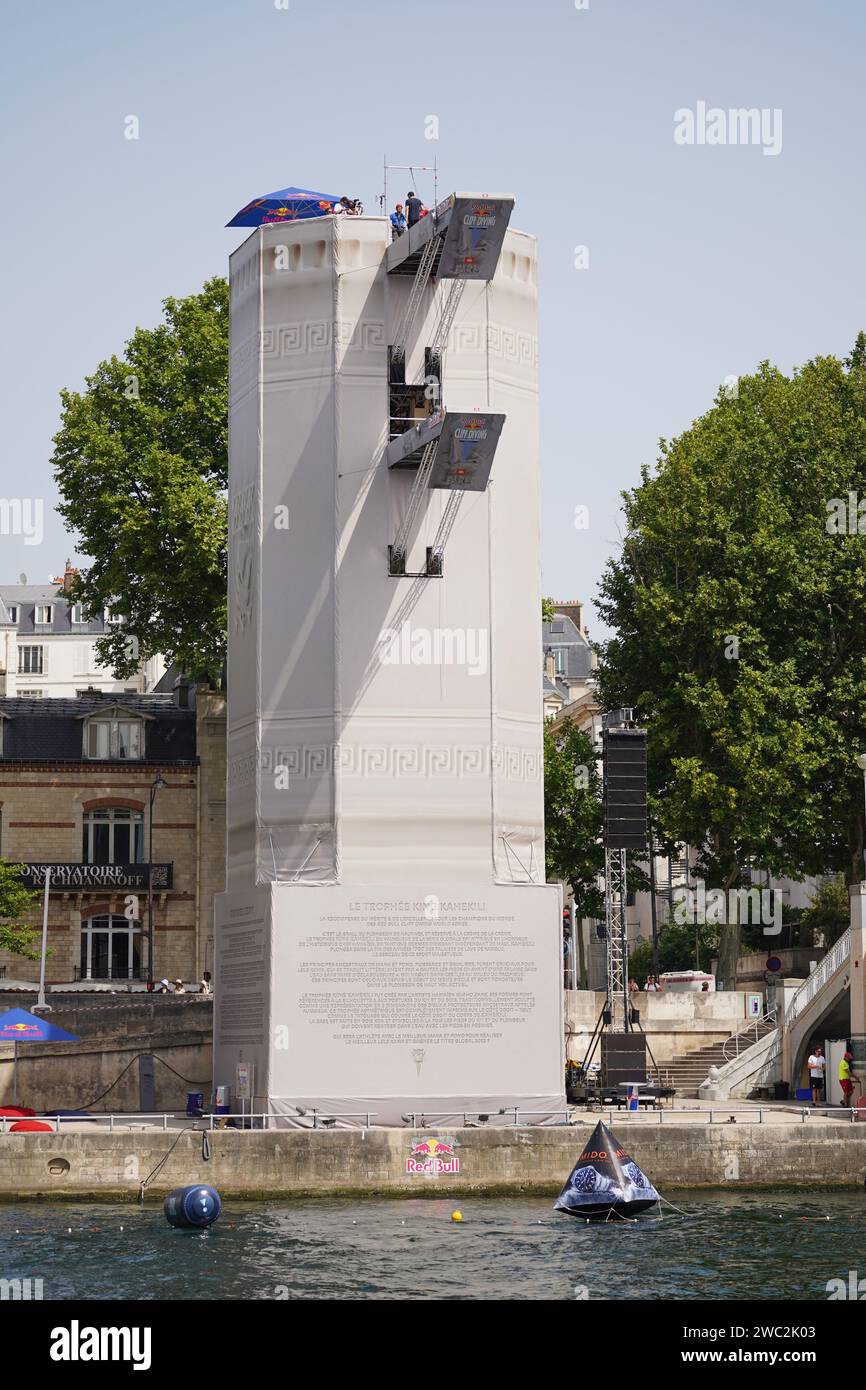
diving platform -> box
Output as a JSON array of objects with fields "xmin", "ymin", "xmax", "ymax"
[
  {"xmin": 383, "ymin": 409, "xmax": 505, "ymax": 492},
  {"xmin": 386, "ymin": 193, "xmax": 515, "ymax": 280}
]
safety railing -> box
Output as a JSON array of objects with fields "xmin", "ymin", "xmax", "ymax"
[
  {"xmin": 0, "ymin": 1111, "xmax": 380, "ymax": 1133},
  {"xmin": 786, "ymin": 928, "xmax": 851, "ymax": 1025},
  {"xmin": 600, "ymin": 1105, "xmax": 863, "ymax": 1125},
  {"xmin": 722, "ymin": 1006, "xmax": 778, "ymax": 1062}
]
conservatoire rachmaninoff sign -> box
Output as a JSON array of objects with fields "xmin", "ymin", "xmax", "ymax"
[{"xmin": 18, "ymin": 863, "xmax": 173, "ymax": 890}]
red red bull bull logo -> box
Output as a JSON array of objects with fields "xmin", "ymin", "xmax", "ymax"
[{"xmin": 406, "ymin": 1136, "xmax": 460, "ymax": 1175}]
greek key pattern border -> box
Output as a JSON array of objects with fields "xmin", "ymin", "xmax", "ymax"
[
  {"xmin": 228, "ymin": 743, "xmax": 541, "ymax": 788},
  {"xmin": 230, "ymin": 320, "xmax": 537, "ymax": 376}
]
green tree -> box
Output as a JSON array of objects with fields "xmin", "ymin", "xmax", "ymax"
[
  {"xmin": 542, "ymin": 596, "xmax": 556, "ymax": 623},
  {"xmin": 628, "ymin": 921, "xmax": 717, "ymax": 985},
  {"xmin": 800, "ymin": 874, "xmax": 850, "ymax": 947},
  {"xmin": 0, "ymin": 863, "xmax": 44, "ymax": 961},
  {"xmin": 544, "ymin": 718, "xmax": 604, "ymax": 988},
  {"xmin": 596, "ymin": 338, "xmax": 866, "ymax": 987},
  {"xmin": 52, "ymin": 278, "xmax": 229, "ymax": 682}
]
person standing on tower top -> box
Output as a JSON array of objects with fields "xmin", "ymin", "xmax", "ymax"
[{"xmin": 406, "ymin": 191, "xmax": 423, "ymax": 228}]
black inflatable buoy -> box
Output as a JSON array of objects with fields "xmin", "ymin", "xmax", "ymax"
[
  {"xmin": 555, "ymin": 1121, "xmax": 660, "ymax": 1220},
  {"xmin": 164, "ymin": 1185, "xmax": 222, "ymax": 1228}
]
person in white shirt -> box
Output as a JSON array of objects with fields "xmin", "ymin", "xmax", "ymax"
[{"xmin": 807, "ymin": 1045, "xmax": 825, "ymax": 1107}]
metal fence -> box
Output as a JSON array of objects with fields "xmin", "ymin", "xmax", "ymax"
[{"xmin": 2, "ymin": 1105, "xmax": 863, "ymax": 1133}]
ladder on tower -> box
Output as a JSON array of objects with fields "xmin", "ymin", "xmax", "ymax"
[
  {"xmin": 429, "ymin": 280, "xmax": 466, "ymax": 360},
  {"xmin": 391, "ymin": 234, "xmax": 439, "ymax": 361},
  {"xmin": 427, "ymin": 490, "xmax": 465, "ymax": 575},
  {"xmin": 388, "ymin": 439, "xmax": 439, "ymax": 574}
]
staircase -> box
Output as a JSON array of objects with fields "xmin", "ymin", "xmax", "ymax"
[{"xmin": 661, "ymin": 1019, "xmax": 778, "ymax": 1098}]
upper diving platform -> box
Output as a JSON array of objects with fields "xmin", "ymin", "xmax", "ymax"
[{"xmin": 386, "ymin": 192, "xmax": 515, "ymax": 280}]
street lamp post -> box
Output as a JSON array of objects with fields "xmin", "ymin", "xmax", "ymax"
[{"xmin": 146, "ymin": 775, "xmax": 167, "ymax": 985}]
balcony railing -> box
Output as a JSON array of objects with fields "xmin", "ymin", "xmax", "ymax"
[
  {"xmin": 73, "ymin": 966, "xmax": 145, "ymax": 983},
  {"xmin": 17, "ymin": 862, "xmax": 173, "ymax": 891}
]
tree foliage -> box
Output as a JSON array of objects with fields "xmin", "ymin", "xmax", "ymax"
[
  {"xmin": 544, "ymin": 719, "xmax": 605, "ymax": 917},
  {"xmin": 628, "ymin": 922, "xmax": 717, "ymax": 985},
  {"xmin": 52, "ymin": 278, "xmax": 229, "ymax": 681},
  {"xmin": 596, "ymin": 336, "xmax": 866, "ymax": 984},
  {"xmin": 0, "ymin": 863, "xmax": 44, "ymax": 961},
  {"xmin": 800, "ymin": 873, "xmax": 850, "ymax": 947},
  {"xmin": 544, "ymin": 718, "xmax": 604, "ymax": 988}
]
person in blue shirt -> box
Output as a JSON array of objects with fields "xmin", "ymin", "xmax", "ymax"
[{"xmin": 390, "ymin": 202, "xmax": 407, "ymax": 239}]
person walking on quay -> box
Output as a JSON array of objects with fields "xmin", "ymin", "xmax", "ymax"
[{"xmin": 807, "ymin": 1044, "xmax": 825, "ymax": 1107}]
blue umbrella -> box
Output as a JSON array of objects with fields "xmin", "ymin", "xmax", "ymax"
[
  {"xmin": 0, "ymin": 1007, "xmax": 78, "ymax": 1106},
  {"xmin": 226, "ymin": 185, "xmax": 341, "ymax": 227}
]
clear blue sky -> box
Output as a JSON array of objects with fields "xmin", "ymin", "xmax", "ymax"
[{"xmin": 1, "ymin": 0, "xmax": 863, "ymax": 637}]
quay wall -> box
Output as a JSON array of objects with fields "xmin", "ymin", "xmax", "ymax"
[{"xmin": 1, "ymin": 1122, "xmax": 864, "ymax": 1200}]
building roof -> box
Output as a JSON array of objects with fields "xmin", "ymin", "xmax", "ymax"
[
  {"xmin": 0, "ymin": 583, "xmax": 109, "ymax": 636},
  {"xmin": 0, "ymin": 693, "xmax": 195, "ymax": 763},
  {"xmin": 542, "ymin": 612, "xmax": 595, "ymax": 681}
]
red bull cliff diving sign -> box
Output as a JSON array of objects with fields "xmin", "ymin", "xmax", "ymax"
[{"xmin": 406, "ymin": 1138, "xmax": 460, "ymax": 1175}]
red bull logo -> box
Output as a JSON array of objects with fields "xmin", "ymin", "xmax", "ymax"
[
  {"xmin": 406, "ymin": 1137, "xmax": 460, "ymax": 1175},
  {"xmin": 463, "ymin": 206, "xmax": 496, "ymax": 227},
  {"xmin": 455, "ymin": 418, "xmax": 487, "ymax": 442},
  {"xmin": 3, "ymin": 1023, "xmax": 40, "ymax": 1035}
]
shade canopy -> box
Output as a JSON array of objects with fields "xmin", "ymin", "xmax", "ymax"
[
  {"xmin": 226, "ymin": 186, "xmax": 341, "ymax": 227},
  {"xmin": 0, "ymin": 1007, "xmax": 79, "ymax": 1044}
]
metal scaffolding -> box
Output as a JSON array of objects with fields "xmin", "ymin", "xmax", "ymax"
[{"xmin": 604, "ymin": 846, "xmax": 629, "ymax": 1033}]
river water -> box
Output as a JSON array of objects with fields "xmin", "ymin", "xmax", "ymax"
[{"xmin": 2, "ymin": 1192, "xmax": 864, "ymax": 1300}]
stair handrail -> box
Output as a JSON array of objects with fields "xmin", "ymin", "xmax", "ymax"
[
  {"xmin": 785, "ymin": 928, "xmax": 851, "ymax": 1026},
  {"xmin": 722, "ymin": 1006, "xmax": 777, "ymax": 1063}
]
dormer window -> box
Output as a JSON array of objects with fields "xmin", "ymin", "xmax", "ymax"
[
  {"xmin": 71, "ymin": 604, "xmax": 86, "ymax": 624},
  {"xmin": 8, "ymin": 606, "xmax": 18, "ymax": 623},
  {"xmin": 84, "ymin": 716, "xmax": 144, "ymax": 760},
  {"xmin": 35, "ymin": 604, "xmax": 53, "ymax": 625}
]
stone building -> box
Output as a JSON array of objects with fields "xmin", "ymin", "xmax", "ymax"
[
  {"xmin": 541, "ymin": 604, "xmax": 596, "ymax": 719},
  {"xmin": 0, "ymin": 683, "xmax": 225, "ymax": 988},
  {"xmin": 0, "ymin": 561, "xmax": 165, "ymax": 697}
]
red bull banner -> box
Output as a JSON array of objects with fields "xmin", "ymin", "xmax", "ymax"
[{"xmin": 406, "ymin": 1137, "xmax": 460, "ymax": 1175}]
